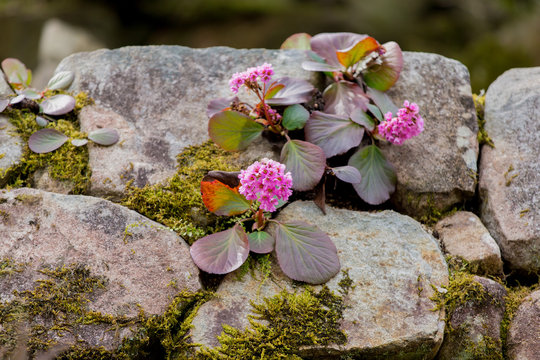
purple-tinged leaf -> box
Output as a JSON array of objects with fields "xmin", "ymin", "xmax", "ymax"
[
  {"xmin": 323, "ymin": 81, "xmax": 369, "ymax": 117},
  {"xmin": 264, "ymin": 83, "xmax": 285, "ymax": 100},
  {"xmin": 301, "ymin": 61, "xmax": 341, "ymax": 73},
  {"xmin": 200, "ymin": 178, "xmax": 250, "ymax": 216},
  {"xmin": 314, "ymin": 178, "xmax": 326, "ymax": 215},
  {"xmin": 21, "ymin": 88, "xmax": 41, "ymax": 100},
  {"xmin": 348, "ymin": 145, "xmax": 396, "ymax": 205},
  {"xmin": 305, "ymin": 111, "xmax": 364, "ymax": 158},
  {"xmin": 190, "ymin": 224, "xmax": 249, "ymax": 274},
  {"xmin": 88, "ymin": 128, "xmax": 119, "ymax": 146},
  {"xmin": 41, "ymin": 94, "xmax": 76, "ymax": 115},
  {"xmin": 280, "ymin": 139, "xmax": 326, "ymax": 191},
  {"xmin": 281, "ymin": 33, "xmax": 312, "ymax": 50},
  {"xmin": 310, "ymin": 32, "xmax": 370, "ymax": 68},
  {"xmin": 28, "ymin": 128, "xmax": 68, "ymax": 153},
  {"xmin": 363, "ymin": 41, "xmax": 403, "ymax": 91},
  {"xmin": 206, "ymin": 96, "xmax": 238, "ymax": 118},
  {"xmin": 336, "ymin": 36, "xmax": 380, "ymax": 68},
  {"xmin": 273, "ymin": 220, "xmax": 340, "ymax": 284},
  {"xmin": 35, "ymin": 116, "xmax": 49, "ymax": 127},
  {"xmin": 366, "ymin": 87, "xmax": 399, "ymax": 116},
  {"xmin": 208, "ymin": 110, "xmax": 264, "ymax": 151},
  {"xmin": 1, "ymin": 58, "xmax": 29, "ymax": 88},
  {"xmin": 332, "ymin": 166, "xmax": 362, "ymax": 184},
  {"xmin": 0, "ymin": 98, "xmax": 9, "ymax": 112},
  {"xmin": 248, "ymin": 231, "xmax": 275, "ymax": 254},
  {"xmin": 204, "ymin": 170, "xmax": 241, "ymax": 188},
  {"xmin": 367, "ymin": 103, "xmax": 384, "ymax": 123},
  {"xmin": 47, "ymin": 71, "xmax": 74, "ymax": 90},
  {"xmin": 71, "ymin": 138, "xmax": 88, "ymax": 147},
  {"xmin": 350, "ymin": 108, "xmax": 375, "ymax": 131},
  {"xmin": 265, "ymin": 77, "xmax": 314, "ymax": 106},
  {"xmin": 282, "ymin": 104, "xmax": 309, "ymax": 131},
  {"xmin": 10, "ymin": 94, "xmax": 25, "ymax": 105}
]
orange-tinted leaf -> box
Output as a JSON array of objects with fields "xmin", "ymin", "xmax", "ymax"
[
  {"xmin": 363, "ymin": 41, "xmax": 403, "ymax": 91},
  {"xmin": 264, "ymin": 83, "xmax": 285, "ymax": 100},
  {"xmin": 336, "ymin": 36, "xmax": 380, "ymax": 68},
  {"xmin": 201, "ymin": 179, "xmax": 250, "ymax": 216},
  {"xmin": 280, "ymin": 33, "xmax": 312, "ymax": 50}
]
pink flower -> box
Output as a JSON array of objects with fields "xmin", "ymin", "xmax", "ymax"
[
  {"xmin": 377, "ymin": 101, "xmax": 424, "ymax": 145},
  {"xmin": 228, "ymin": 63, "xmax": 274, "ymax": 94},
  {"xmin": 238, "ymin": 158, "xmax": 293, "ymax": 212}
]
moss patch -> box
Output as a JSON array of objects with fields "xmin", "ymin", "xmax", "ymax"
[
  {"xmin": 1, "ymin": 91, "xmax": 93, "ymax": 194},
  {"xmin": 473, "ymin": 92, "xmax": 494, "ymax": 148}
]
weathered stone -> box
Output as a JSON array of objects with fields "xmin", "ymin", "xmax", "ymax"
[
  {"xmin": 55, "ymin": 46, "xmax": 317, "ymax": 199},
  {"xmin": 191, "ymin": 201, "xmax": 448, "ymax": 358},
  {"xmin": 436, "ymin": 276, "xmax": 506, "ymax": 360},
  {"xmin": 0, "ymin": 188, "xmax": 201, "ymax": 353},
  {"xmin": 507, "ymin": 289, "xmax": 540, "ymax": 360},
  {"xmin": 384, "ymin": 52, "xmax": 478, "ymax": 217},
  {"xmin": 32, "ymin": 167, "xmax": 75, "ymax": 194},
  {"xmin": 479, "ymin": 67, "xmax": 540, "ymax": 273},
  {"xmin": 434, "ymin": 211, "xmax": 503, "ymax": 276},
  {"xmin": 0, "ymin": 116, "xmax": 23, "ymax": 187}
]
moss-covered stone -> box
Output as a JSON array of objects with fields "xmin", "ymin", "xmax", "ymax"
[{"xmin": 473, "ymin": 92, "xmax": 494, "ymax": 148}]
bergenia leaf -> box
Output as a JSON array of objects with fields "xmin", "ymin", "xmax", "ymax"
[
  {"xmin": 282, "ymin": 104, "xmax": 309, "ymax": 131},
  {"xmin": 366, "ymin": 87, "xmax": 399, "ymax": 116},
  {"xmin": 350, "ymin": 108, "xmax": 375, "ymax": 131},
  {"xmin": 367, "ymin": 103, "xmax": 384, "ymax": 123},
  {"xmin": 35, "ymin": 116, "xmax": 49, "ymax": 127},
  {"xmin": 265, "ymin": 77, "xmax": 314, "ymax": 106},
  {"xmin": 301, "ymin": 61, "xmax": 341, "ymax": 73},
  {"xmin": 0, "ymin": 98, "xmax": 9, "ymax": 112},
  {"xmin": 41, "ymin": 94, "xmax": 76, "ymax": 115},
  {"xmin": 348, "ymin": 145, "xmax": 396, "ymax": 205},
  {"xmin": 1, "ymin": 58, "xmax": 29, "ymax": 87},
  {"xmin": 190, "ymin": 224, "xmax": 249, "ymax": 274},
  {"xmin": 336, "ymin": 36, "xmax": 380, "ymax": 68},
  {"xmin": 280, "ymin": 139, "xmax": 326, "ymax": 191},
  {"xmin": 71, "ymin": 138, "xmax": 88, "ymax": 147},
  {"xmin": 47, "ymin": 71, "xmax": 75, "ymax": 90},
  {"xmin": 280, "ymin": 33, "xmax": 312, "ymax": 50},
  {"xmin": 264, "ymin": 84, "xmax": 285, "ymax": 100},
  {"xmin": 310, "ymin": 32, "xmax": 370, "ymax": 68},
  {"xmin": 21, "ymin": 88, "xmax": 41, "ymax": 100},
  {"xmin": 208, "ymin": 110, "xmax": 264, "ymax": 151},
  {"xmin": 305, "ymin": 111, "xmax": 364, "ymax": 158},
  {"xmin": 88, "ymin": 128, "xmax": 120, "ymax": 146},
  {"xmin": 200, "ymin": 178, "xmax": 250, "ymax": 216},
  {"xmin": 10, "ymin": 94, "xmax": 25, "ymax": 105},
  {"xmin": 363, "ymin": 41, "xmax": 403, "ymax": 91},
  {"xmin": 323, "ymin": 81, "xmax": 369, "ymax": 117},
  {"xmin": 273, "ymin": 221, "xmax": 340, "ymax": 284},
  {"xmin": 206, "ymin": 96, "xmax": 238, "ymax": 118},
  {"xmin": 204, "ymin": 170, "xmax": 241, "ymax": 188},
  {"xmin": 248, "ymin": 231, "xmax": 275, "ymax": 254},
  {"xmin": 332, "ymin": 166, "xmax": 362, "ymax": 184},
  {"xmin": 28, "ymin": 128, "xmax": 68, "ymax": 153}
]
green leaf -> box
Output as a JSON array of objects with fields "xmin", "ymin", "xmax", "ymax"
[
  {"xmin": 363, "ymin": 41, "xmax": 403, "ymax": 91},
  {"xmin": 367, "ymin": 104, "xmax": 384, "ymax": 123},
  {"xmin": 248, "ymin": 231, "xmax": 275, "ymax": 254},
  {"xmin": 366, "ymin": 87, "xmax": 398, "ymax": 116},
  {"xmin": 280, "ymin": 139, "xmax": 326, "ymax": 191},
  {"xmin": 1, "ymin": 58, "xmax": 29, "ymax": 89},
  {"xmin": 264, "ymin": 83, "xmax": 285, "ymax": 100},
  {"xmin": 348, "ymin": 145, "xmax": 396, "ymax": 205},
  {"xmin": 190, "ymin": 224, "xmax": 249, "ymax": 274},
  {"xmin": 21, "ymin": 88, "xmax": 41, "ymax": 100},
  {"xmin": 282, "ymin": 104, "xmax": 309, "ymax": 131},
  {"xmin": 47, "ymin": 71, "xmax": 75, "ymax": 90},
  {"xmin": 350, "ymin": 108, "xmax": 375, "ymax": 131},
  {"xmin": 280, "ymin": 33, "xmax": 312, "ymax": 50},
  {"xmin": 88, "ymin": 128, "xmax": 119, "ymax": 146},
  {"xmin": 71, "ymin": 138, "xmax": 88, "ymax": 147},
  {"xmin": 28, "ymin": 128, "xmax": 68, "ymax": 153},
  {"xmin": 273, "ymin": 221, "xmax": 340, "ymax": 284},
  {"xmin": 336, "ymin": 36, "xmax": 380, "ymax": 68},
  {"xmin": 200, "ymin": 178, "xmax": 250, "ymax": 216},
  {"xmin": 208, "ymin": 110, "xmax": 264, "ymax": 151}
]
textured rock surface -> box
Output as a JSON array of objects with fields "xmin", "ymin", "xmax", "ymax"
[
  {"xmin": 384, "ymin": 52, "xmax": 478, "ymax": 217},
  {"xmin": 435, "ymin": 211, "xmax": 503, "ymax": 276},
  {"xmin": 507, "ymin": 289, "xmax": 540, "ymax": 360},
  {"xmin": 437, "ymin": 276, "xmax": 506, "ymax": 360},
  {"xmin": 0, "ymin": 78, "xmax": 22, "ymax": 187},
  {"xmin": 479, "ymin": 67, "xmax": 540, "ymax": 273},
  {"xmin": 191, "ymin": 201, "xmax": 448, "ymax": 358},
  {"xmin": 0, "ymin": 188, "xmax": 201, "ymax": 352},
  {"xmin": 56, "ymin": 46, "xmax": 316, "ymax": 198}
]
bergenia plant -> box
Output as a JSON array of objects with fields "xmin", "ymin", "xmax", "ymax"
[
  {"xmin": 190, "ymin": 158, "xmax": 340, "ymax": 284},
  {"xmin": 0, "ymin": 58, "xmax": 119, "ymax": 153}
]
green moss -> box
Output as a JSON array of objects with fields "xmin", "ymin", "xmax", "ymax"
[
  {"xmin": 122, "ymin": 141, "xmax": 251, "ymax": 244},
  {"xmin": 1, "ymin": 92, "xmax": 93, "ymax": 194},
  {"xmin": 0, "ymin": 257, "xmax": 24, "ymax": 277},
  {"xmin": 473, "ymin": 93, "xmax": 494, "ymax": 148}
]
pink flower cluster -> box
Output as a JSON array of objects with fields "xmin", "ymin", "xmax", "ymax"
[
  {"xmin": 377, "ymin": 100, "xmax": 424, "ymax": 145},
  {"xmin": 238, "ymin": 158, "xmax": 293, "ymax": 212},
  {"xmin": 229, "ymin": 63, "xmax": 274, "ymax": 94}
]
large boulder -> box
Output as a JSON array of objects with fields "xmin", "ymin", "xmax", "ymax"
[
  {"xmin": 479, "ymin": 67, "xmax": 540, "ymax": 273},
  {"xmin": 190, "ymin": 201, "xmax": 448, "ymax": 359},
  {"xmin": 55, "ymin": 46, "xmax": 317, "ymax": 199},
  {"xmin": 384, "ymin": 52, "xmax": 478, "ymax": 217},
  {"xmin": 507, "ymin": 289, "xmax": 540, "ymax": 360},
  {"xmin": 0, "ymin": 76, "xmax": 22, "ymax": 187},
  {"xmin": 0, "ymin": 188, "xmax": 202, "ymax": 354}
]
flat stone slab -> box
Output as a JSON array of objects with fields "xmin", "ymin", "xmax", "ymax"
[
  {"xmin": 479, "ymin": 67, "xmax": 540, "ymax": 273},
  {"xmin": 190, "ymin": 201, "xmax": 448, "ymax": 358},
  {"xmin": 56, "ymin": 46, "xmax": 317, "ymax": 199},
  {"xmin": 508, "ymin": 289, "xmax": 540, "ymax": 360},
  {"xmin": 384, "ymin": 52, "xmax": 478, "ymax": 217},
  {"xmin": 0, "ymin": 188, "xmax": 201, "ymax": 353}
]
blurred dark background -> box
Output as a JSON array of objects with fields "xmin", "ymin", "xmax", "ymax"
[{"xmin": 1, "ymin": 0, "xmax": 539, "ymax": 91}]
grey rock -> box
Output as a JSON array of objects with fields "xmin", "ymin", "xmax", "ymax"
[
  {"xmin": 56, "ymin": 46, "xmax": 316, "ymax": 199},
  {"xmin": 507, "ymin": 289, "xmax": 540, "ymax": 360},
  {"xmin": 436, "ymin": 276, "xmax": 506, "ymax": 360},
  {"xmin": 479, "ymin": 67, "xmax": 540, "ymax": 273},
  {"xmin": 0, "ymin": 188, "xmax": 201, "ymax": 353},
  {"xmin": 0, "ymin": 72, "xmax": 13, "ymax": 95},
  {"xmin": 33, "ymin": 167, "xmax": 75, "ymax": 194},
  {"xmin": 190, "ymin": 201, "xmax": 448, "ymax": 359},
  {"xmin": 384, "ymin": 52, "xmax": 478, "ymax": 217},
  {"xmin": 434, "ymin": 211, "xmax": 503, "ymax": 276}
]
